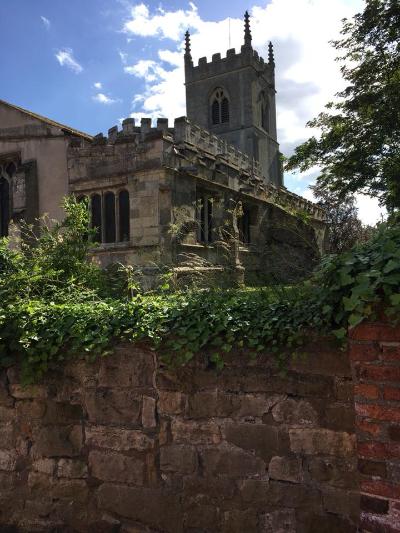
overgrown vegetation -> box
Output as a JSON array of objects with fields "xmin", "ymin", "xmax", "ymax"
[{"xmin": 0, "ymin": 198, "xmax": 399, "ymax": 383}]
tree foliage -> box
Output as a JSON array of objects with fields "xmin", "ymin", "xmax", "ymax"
[
  {"xmin": 286, "ymin": 0, "xmax": 400, "ymax": 214},
  {"xmin": 311, "ymin": 184, "xmax": 375, "ymax": 253}
]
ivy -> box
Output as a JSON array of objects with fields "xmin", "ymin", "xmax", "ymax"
[{"xmin": 0, "ymin": 198, "xmax": 398, "ymax": 383}]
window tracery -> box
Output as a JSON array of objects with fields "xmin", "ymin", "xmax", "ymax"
[
  {"xmin": 89, "ymin": 189, "xmax": 130, "ymax": 245},
  {"xmin": 210, "ymin": 88, "xmax": 230, "ymax": 126},
  {"xmin": 0, "ymin": 161, "xmax": 17, "ymax": 237}
]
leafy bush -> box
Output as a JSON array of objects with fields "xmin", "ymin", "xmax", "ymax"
[{"xmin": 0, "ymin": 196, "xmax": 398, "ymax": 383}]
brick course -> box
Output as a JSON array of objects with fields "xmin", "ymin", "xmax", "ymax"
[{"xmin": 350, "ymin": 318, "xmax": 400, "ymax": 532}]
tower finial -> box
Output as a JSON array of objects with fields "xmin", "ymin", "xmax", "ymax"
[
  {"xmin": 268, "ymin": 41, "xmax": 275, "ymax": 65},
  {"xmin": 244, "ymin": 11, "xmax": 252, "ymax": 48},
  {"xmin": 184, "ymin": 30, "xmax": 192, "ymax": 60}
]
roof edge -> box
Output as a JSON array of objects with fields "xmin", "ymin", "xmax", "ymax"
[{"xmin": 0, "ymin": 99, "xmax": 93, "ymax": 141}]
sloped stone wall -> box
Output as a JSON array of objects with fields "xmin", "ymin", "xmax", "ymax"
[{"xmin": 0, "ymin": 341, "xmax": 358, "ymax": 532}]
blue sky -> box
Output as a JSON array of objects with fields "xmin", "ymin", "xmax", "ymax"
[{"xmin": 0, "ymin": 0, "xmax": 384, "ymax": 223}]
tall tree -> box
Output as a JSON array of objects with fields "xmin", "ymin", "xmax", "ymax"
[
  {"xmin": 311, "ymin": 184, "xmax": 375, "ymax": 254},
  {"xmin": 286, "ymin": 0, "xmax": 400, "ymax": 215}
]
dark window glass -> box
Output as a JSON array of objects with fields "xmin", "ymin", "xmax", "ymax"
[
  {"xmin": 221, "ymin": 98, "xmax": 229, "ymax": 123},
  {"xmin": 104, "ymin": 192, "xmax": 116, "ymax": 243},
  {"xmin": 207, "ymin": 198, "xmax": 213, "ymax": 243},
  {"xmin": 91, "ymin": 194, "xmax": 102, "ymax": 243},
  {"xmin": 197, "ymin": 194, "xmax": 213, "ymax": 244},
  {"xmin": 0, "ymin": 177, "xmax": 10, "ymax": 237},
  {"xmin": 211, "ymin": 99, "xmax": 220, "ymax": 125},
  {"xmin": 5, "ymin": 162, "xmax": 16, "ymax": 178},
  {"xmin": 119, "ymin": 190, "xmax": 130, "ymax": 242},
  {"xmin": 239, "ymin": 206, "xmax": 251, "ymax": 244}
]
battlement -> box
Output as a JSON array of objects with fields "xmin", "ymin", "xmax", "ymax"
[{"xmin": 186, "ymin": 46, "xmax": 271, "ymax": 83}]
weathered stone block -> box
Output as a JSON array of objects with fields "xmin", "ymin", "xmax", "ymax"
[
  {"xmin": 184, "ymin": 503, "xmax": 220, "ymax": 529},
  {"xmin": 269, "ymin": 455, "xmax": 302, "ymax": 483},
  {"xmin": 160, "ymin": 445, "xmax": 197, "ymax": 474},
  {"xmin": 84, "ymin": 389, "xmax": 141, "ymax": 426},
  {"xmin": 201, "ymin": 445, "xmax": 266, "ymax": 478},
  {"xmin": 172, "ymin": 419, "xmax": 221, "ymax": 445},
  {"xmin": 97, "ymin": 484, "xmax": 182, "ymax": 533},
  {"xmin": 307, "ymin": 457, "xmax": 358, "ymax": 489},
  {"xmin": 85, "ymin": 425, "xmax": 154, "ymax": 452},
  {"xmin": 238, "ymin": 393, "xmax": 285, "ymax": 417},
  {"xmin": 272, "ymin": 398, "xmax": 318, "ymax": 426},
  {"xmin": 224, "ymin": 423, "xmax": 289, "ymax": 461},
  {"xmin": 0, "ymin": 423, "xmax": 15, "ymax": 449},
  {"xmin": 0, "ymin": 449, "xmax": 17, "ymax": 471},
  {"xmin": 16, "ymin": 400, "xmax": 46, "ymax": 419},
  {"xmin": 238, "ymin": 479, "xmax": 269, "ymax": 507},
  {"xmin": 322, "ymin": 488, "xmax": 360, "ymax": 520},
  {"xmin": 222, "ymin": 509, "xmax": 258, "ymax": 533},
  {"xmin": 32, "ymin": 425, "xmax": 83, "ymax": 458},
  {"xmin": 289, "ymin": 429, "xmax": 355, "ymax": 457},
  {"xmin": 89, "ymin": 450, "xmax": 144, "ymax": 485},
  {"xmin": 9, "ymin": 384, "xmax": 47, "ymax": 400},
  {"xmin": 261, "ymin": 509, "xmax": 296, "ymax": 533},
  {"xmin": 97, "ymin": 348, "xmax": 154, "ymax": 388},
  {"xmin": 158, "ymin": 391, "xmax": 186, "ymax": 415},
  {"xmin": 32, "ymin": 458, "xmax": 56, "ymax": 476},
  {"xmin": 58, "ymin": 458, "xmax": 88, "ymax": 479},
  {"xmin": 142, "ymin": 395, "xmax": 157, "ymax": 428}
]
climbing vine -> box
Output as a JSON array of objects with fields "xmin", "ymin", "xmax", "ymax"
[{"xmin": 0, "ymin": 198, "xmax": 399, "ymax": 383}]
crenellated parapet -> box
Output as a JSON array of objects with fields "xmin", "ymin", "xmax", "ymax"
[{"xmin": 67, "ymin": 115, "xmax": 325, "ymax": 221}]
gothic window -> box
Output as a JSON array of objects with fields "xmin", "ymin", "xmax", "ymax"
[
  {"xmin": 0, "ymin": 161, "xmax": 16, "ymax": 238},
  {"xmin": 0, "ymin": 177, "xmax": 10, "ymax": 237},
  {"xmin": 118, "ymin": 190, "xmax": 130, "ymax": 242},
  {"xmin": 91, "ymin": 194, "xmax": 102, "ymax": 243},
  {"xmin": 238, "ymin": 205, "xmax": 251, "ymax": 244},
  {"xmin": 210, "ymin": 88, "xmax": 229, "ymax": 126},
  {"xmin": 196, "ymin": 192, "xmax": 213, "ymax": 244},
  {"xmin": 104, "ymin": 192, "xmax": 116, "ymax": 243}
]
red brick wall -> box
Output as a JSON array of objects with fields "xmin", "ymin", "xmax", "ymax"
[{"xmin": 350, "ymin": 319, "xmax": 400, "ymax": 533}]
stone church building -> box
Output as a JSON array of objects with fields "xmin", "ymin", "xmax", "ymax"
[{"xmin": 0, "ymin": 13, "xmax": 325, "ymax": 283}]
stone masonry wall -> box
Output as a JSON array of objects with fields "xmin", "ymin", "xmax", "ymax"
[
  {"xmin": 0, "ymin": 339, "xmax": 359, "ymax": 533},
  {"xmin": 350, "ymin": 317, "xmax": 400, "ymax": 532}
]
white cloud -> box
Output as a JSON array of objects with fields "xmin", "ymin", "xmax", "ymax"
[
  {"xmin": 94, "ymin": 82, "xmax": 103, "ymax": 89},
  {"xmin": 93, "ymin": 93, "xmax": 119, "ymax": 105},
  {"xmin": 122, "ymin": 1, "xmax": 385, "ymax": 224},
  {"xmin": 123, "ymin": 2, "xmax": 201, "ymax": 41},
  {"xmin": 119, "ymin": 50, "xmax": 128, "ymax": 64},
  {"xmin": 55, "ymin": 48, "xmax": 83, "ymax": 74},
  {"xmin": 40, "ymin": 16, "xmax": 50, "ymax": 29},
  {"xmin": 355, "ymin": 194, "xmax": 387, "ymax": 226}
]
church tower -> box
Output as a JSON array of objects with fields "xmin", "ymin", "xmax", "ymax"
[{"xmin": 184, "ymin": 12, "xmax": 283, "ymax": 187}]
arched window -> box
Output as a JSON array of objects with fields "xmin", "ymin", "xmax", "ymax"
[
  {"xmin": 210, "ymin": 88, "xmax": 229, "ymax": 126},
  {"xmin": 91, "ymin": 194, "xmax": 102, "ymax": 243},
  {"xmin": 0, "ymin": 177, "xmax": 10, "ymax": 237},
  {"xmin": 118, "ymin": 190, "xmax": 130, "ymax": 242},
  {"xmin": 104, "ymin": 192, "xmax": 116, "ymax": 243}
]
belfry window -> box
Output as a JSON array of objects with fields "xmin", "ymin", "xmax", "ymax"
[{"xmin": 210, "ymin": 88, "xmax": 230, "ymax": 125}]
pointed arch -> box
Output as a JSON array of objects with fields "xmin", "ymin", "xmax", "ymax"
[{"xmin": 210, "ymin": 88, "xmax": 230, "ymax": 126}]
